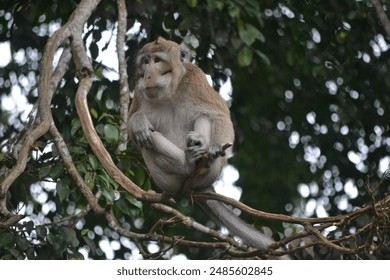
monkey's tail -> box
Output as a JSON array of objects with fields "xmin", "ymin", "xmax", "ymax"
[{"xmin": 198, "ymin": 199, "xmax": 290, "ymax": 259}]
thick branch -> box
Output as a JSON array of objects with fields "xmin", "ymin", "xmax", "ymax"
[
  {"xmin": 192, "ymin": 191, "xmax": 390, "ymax": 225},
  {"xmin": 116, "ymin": 0, "xmax": 130, "ymax": 154}
]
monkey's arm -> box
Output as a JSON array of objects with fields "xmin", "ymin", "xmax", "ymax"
[{"xmin": 128, "ymin": 111, "xmax": 155, "ymax": 149}]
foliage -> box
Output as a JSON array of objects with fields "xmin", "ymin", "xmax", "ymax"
[{"xmin": 0, "ymin": 0, "xmax": 389, "ymax": 259}]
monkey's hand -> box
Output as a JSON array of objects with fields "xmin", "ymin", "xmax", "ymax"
[
  {"xmin": 129, "ymin": 113, "xmax": 155, "ymax": 149},
  {"xmin": 185, "ymin": 131, "xmax": 208, "ymax": 164}
]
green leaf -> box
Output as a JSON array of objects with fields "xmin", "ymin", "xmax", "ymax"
[
  {"xmin": 286, "ymin": 50, "xmax": 295, "ymax": 66},
  {"xmin": 143, "ymin": 178, "xmax": 152, "ymax": 191},
  {"xmin": 71, "ymin": 118, "xmax": 81, "ymax": 136},
  {"xmin": 15, "ymin": 235, "xmax": 29, "ymax": 251},
  {"xmin": 239, "ymin": 24, "xmax": 265, "ymax": 46},
  {"xmin": 85, "ymin": 172, "xmax": 95, "ymax": 190},
  {"xmin": 23, "ymin": 221, "xmax": 34, "ymax": 234},
  {"xmin": 186, "ymin": 0, "xmax": 197, "ymax": 8},
  {"xmin": 238, "ymin": 46, "xmax": 253, "ymax": 67},
  {"xmin": 56, "ymin": 181, "xmax": 70, "ymax": 202},
  {"xmin": 38, "ymin": 165, "xmax": 52, "ymax": 178},
  {"xmin": 47, "ymin": 233, "xmax": 67, "ymax": 255},
  {"xmin": 69, "ymin": 146, "xmax": 86, "ymax": 155},
  {"xmin": 76, "ymin": 162, "xmax": 88, "ymax": 174},
  {"xmin": 248, "ymin": 24, "xmax": 265, "ymax": 43},
  {"xmin": 0, "ymin": 232, "xmax": 14, "ymax": 248},
  {"xmin": 68, "ymin": 251, "xmax": 84, "ymax": 260},
  {"xmin": 134, "ymin": 164, "xmax": 146, "ymax": 186},
  {"xmin": 60, "ymin": 227, "xmax": 79, "ymax": 248},
  {"xmin": 104, "ymin": 124, "xmax": 119, "ymax": 144},
  {"xmin": 26, "ymin": 248, "xmax": 35, "ymax": 259},
  {"xmin": 98, "ymin": 172, "xmax": 118, "ymax": 189},
  {"xmin": 36, "ymin": 225, "xmax": 47, "ymax": 240},
  {"xmin": 82, "ymin": 236, "xmax": 97, "ymax": 256},
  {"xmin": 88, "ymin": 154, "xmax": 99, "ymax": 170},
  {"xmin": 97, "ymin": 112, "xmax": 115, "ymax": 122},
  {"xmin": 239, "ymin": 30, "xmax": 255, "ymax": 46},
  {"xmin": 254, "ymin": 50, "xmax": 271, "ymax": 66},
  {"xmin": 100, "ymin": 185, "xmax": 116, "ymax": 202},
  {"xmin": 90, "ymin": 108, "xmax": 98, "ymax": 119},
  {"xmin": 96, "ymin": 124, "xmax": 105, "ymax": 137},
  {"xmin": 115, "ymin": 198, "xmax": 132, "ymax": 216},
  {"xmin": 216, "ymin": 0, "xmax": 224, "ymax": 11},
  {"xmin": 50, "ymin": 164, "xmax": 64, "ymax": 179},
  {"xmin": 125, "ymin": 195, "xmax": 143, "ymax": 209},
  {"xmin": 228, "ymin": 4, "xmax": 240, "ymax": 18},
  {"xmin": 46, "ymin": 233, "xmax": 55, "ymax": 245},
  {"xmin": 10, "ymin": 248, "xmax": 22, "ymax": 259}
]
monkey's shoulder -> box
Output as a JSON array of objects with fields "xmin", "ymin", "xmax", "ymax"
[{"xmin": 180, "ymin": 63, "xmax": 229, "ymax": 114}]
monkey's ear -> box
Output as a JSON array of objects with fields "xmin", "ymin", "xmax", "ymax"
[
  {"xmin": 155, "ymin": 36, "xmax": 167, "ymax": 44},
  {"xmin": 179, "ymin": 43, "xmax": 194, "ymax": 63}
]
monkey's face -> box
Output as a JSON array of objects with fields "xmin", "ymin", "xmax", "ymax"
[{"xmin": 136, "ymin": 38, "xmax": 185, "ymax": 101}]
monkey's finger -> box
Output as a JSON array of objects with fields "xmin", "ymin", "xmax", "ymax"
[
  {"xmin": 145, "ymin": 133, "xmax": 153, "ymax": 148},
  {"xmin": 222, "ymin": 143, "xmax": 232, "ymax": 151},
  {"xmin": 186, "ymin": 146, "xmax": 208, "ymax": 155},
  {"xmin": 186, "ymin": 132, "xmax": 203, "ymax": 147},
  {"xmin": 143, "ymin": 137, "xmax": 153, "ymax": 150},
  {"xmin": 137, "ymin": 132, "xmax": 152, "ymax": 149},
  {"xmin": 136, "ymin": 137, "xmax": 147, "ymax": 149}
]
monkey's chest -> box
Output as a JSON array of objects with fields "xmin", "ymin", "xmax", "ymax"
[{"xmin": 150, "ymin": 107, "xmax": 194, "ymax": 148}]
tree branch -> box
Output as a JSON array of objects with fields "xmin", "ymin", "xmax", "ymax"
[
  {"xmin": 116, "ymin": 0, "xmax": 130, "ymax": 154},
  {"xmin": 0, "ymin": 0, "xmax": 102, "ymax": 219},
  {"xmin": 371, "ymin": 0, "xmax": 390, "ymax": 39}
]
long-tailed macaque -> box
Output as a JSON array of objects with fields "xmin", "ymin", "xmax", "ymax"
[{"xmin": 128, "ymin": 37, "xmax": 284, "ymax": 257}]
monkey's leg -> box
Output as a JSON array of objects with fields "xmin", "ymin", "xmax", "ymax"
[
  {"xmin": 192, "ymin": 116, "xmax": 211, "ymax": 143},
  {"xmin": 146, "ymin": 130, "xmax": 192, "ymax": 175}
]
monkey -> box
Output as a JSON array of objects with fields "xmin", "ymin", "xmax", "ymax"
[{"xmin": 128, "ymin": 37, "xmax": 287, "ymax": 258}]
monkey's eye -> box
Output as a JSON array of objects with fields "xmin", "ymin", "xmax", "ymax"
[
  {"xmin": 144, "ymin": 58, "xmax": 150, "ymax": 64},
  {"xmin": 181, "ymin": 51, "xmax": 189, "ymax": 62},
  {"xmin": 154, "ymin": 57, "xmax": 161, "ymax": 63}
]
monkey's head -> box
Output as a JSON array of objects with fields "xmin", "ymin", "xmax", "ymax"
[{"xmin": 135, "ymin": 37, "xmax": 189, "ymax": 101}]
